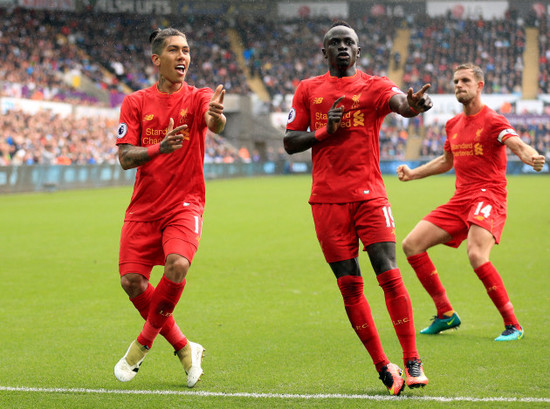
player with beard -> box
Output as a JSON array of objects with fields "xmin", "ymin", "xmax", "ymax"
[
  {"xmin": 114, "ymin": 27, "xmax": 226, "ymax": 386},
  {"xmin": 397, "ymin": 63, "xmax": 545, "ymax": 341},
  {"xmin": 284, "ymin": 21, "xmax": 432, "ymax": 395}
]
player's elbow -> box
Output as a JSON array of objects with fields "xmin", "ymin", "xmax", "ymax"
[
  {"xmin": 118, "ymin": 154, "xmax": 133, "ymax": 170},
  {"xmin": 283, "ymin": 132, "xmax": 304, "ymax": 155},
  {"xmin": 283, "ymin": 139, "xmax": 302, "ymax": 155},
  {"xmin": 283, "ymin": 138, "xmax": 296, "ymax": 155}
]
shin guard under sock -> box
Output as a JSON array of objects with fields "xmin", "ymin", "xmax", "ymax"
[
  {"xmin": 137, "ymin": 276, "xmax": 186, "ymax": 349},
  {"xmin": 407, "ymin": 252, "xmax": 453, "ymax": 317},
  {"xmin": 130, "ymin": 283, "xmax": 188, "ymax": 351},
  {"xmin": 474, "ymin": 262, "xmax": 519, "ymax": 327},
  {"xmin": 337, "ymin": 275, "xmax": 389, "ymax": 371},
  {"xmin": 377, "ymin": 269, "xmax": 418, "ymax": 364}
]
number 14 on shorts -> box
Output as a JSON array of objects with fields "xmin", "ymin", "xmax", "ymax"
[{"xmin": 474, "ymin": 201, "xmax": 493, "ymax": 219}]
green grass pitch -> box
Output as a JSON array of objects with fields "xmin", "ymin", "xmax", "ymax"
[{"xmin": 0, "ymin": 174, "xmax": 549, "ymax": 408}]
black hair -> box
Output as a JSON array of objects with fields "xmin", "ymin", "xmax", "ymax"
[
  {"xmin": 149, "ymin": 27, "xmax": 187, "ymax": 55},
  {"xmin": 323, "ymin": 20, "xmax": 356, "ymax": 47},
  {"xmin": 329, "ymin": 20, "xmax": 352, "ymax": 30}
]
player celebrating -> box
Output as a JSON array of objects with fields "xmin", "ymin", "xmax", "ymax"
[
  {"xmin": 284, "ymin": 21, "xmax": 432, "ymax": 395},
  {"xmin": 397, "ymin": 63, "xmax": 545, "ymax": 341},
  {"xmin": 114, "ymin": 27, "xmax": 226, "ymax": 386}
]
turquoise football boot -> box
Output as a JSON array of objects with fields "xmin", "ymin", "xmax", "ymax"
[
  {"xmin": 495, "ymin": 325, "xmax": 524, "ymax": 341},
  {"xmin": 420, "ymin": 312, "xmax": 461, "ymax": 334}
]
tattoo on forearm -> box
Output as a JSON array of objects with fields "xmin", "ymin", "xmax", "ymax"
[{"xmin": 119, "ymin": 145, "xmax": 151, "ymax": 169}]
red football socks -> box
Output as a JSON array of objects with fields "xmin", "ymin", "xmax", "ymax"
[
  {"xmin": 137, "ymin": 276, "xmax": 186, "ymax": 349},
  {"xmin": 407, "ymin": 252, "xmax": 453, "ymax": 318},
  {"xmin": 474, "ymin": 261, "xmax": 519, "ymax": 327},
  {"xmin": 337, "ymin": 275, "xmax": 389, "ymax": 371},
  {"xmin": 376, "ymin": 269, "xmax": 418, "ymax": 365},
  {"xmin": 130, "ymin": 283, "xmax": 188, "ymax": 351}
]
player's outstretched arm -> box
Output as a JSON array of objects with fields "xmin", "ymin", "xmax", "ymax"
[
  {"xmin": 118, "ymin": 118, "xmax": 187, "ymax": 170},
  {"xmin": 396, "ymin": 150, "xmax": 454, "ymax": 181},
  {"xmin": 284, "ymin": 96, "xmax": 344, "ymax": 154},
  {"xmin": 205, "ymin": 84, "xmax": 226, "ymax": 134},
  {"xmin": 504, "ymin": 137, "xmax": 546, "ymax": 172},
  {"xmin": 390, "ymin": 84, "xmax": 433, "ymax": 118}
]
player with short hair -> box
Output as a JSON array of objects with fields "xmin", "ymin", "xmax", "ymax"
[
  {"xmin": 284, "ymin": 21, "xmax": 432, "ymax": 396},
  {"xmin": 113, "ymin": 27, "xmax": 226, "ymax": 386},
  {"xmin": 397, "ymin": 63, "xmax": 545, "ymax": 341}
]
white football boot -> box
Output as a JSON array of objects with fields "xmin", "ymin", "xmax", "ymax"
[
  {"xmin": 114, "ymin": 340, "xmax": 149, "ymax": 382},
  {"xmin": 176, "ymin": 341, "xmax": 205, "ymax": 387}
]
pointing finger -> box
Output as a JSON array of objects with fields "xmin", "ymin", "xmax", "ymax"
[
  {"xmin": 331, "ymin": 96, "xmax": 345, "ymax": 109},
  {"xmin": 167, "ymin": 118, "xmax": 174, "ymax": 133},
  {"xmin": 417, "ymin": 83, "xmax": 431, "ymax": 96}
]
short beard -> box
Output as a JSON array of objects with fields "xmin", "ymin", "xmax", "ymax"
[{"xmin": 456, "ymin": 93, "xmax": 472, "ymax": 104}]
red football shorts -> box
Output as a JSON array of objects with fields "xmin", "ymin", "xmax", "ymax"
[
  {"xmin": 424, "ymin": 192, "xmax": 507, "ymax": 248},
  {"xmin": 311, "ymin": 198, "xmax": 397, "ymax": 263},
  {"xmin": 119, "ymin": 207, "xmax": 203, "ymax": 278}
]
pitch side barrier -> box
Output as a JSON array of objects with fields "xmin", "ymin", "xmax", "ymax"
[
  {"xmin": 0, "ymin": 161, "xmax": 287, "ymax": 193},
  {"xmin": 0, "ymin": 160, "xmax": 546, "ymax": 194}
]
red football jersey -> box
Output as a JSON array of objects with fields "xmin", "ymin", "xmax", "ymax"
[
  {"xmin": 286, "ymin": 70, "xmax": 403, "ymax": 203},
  {"xmin": 444, "ymin": 105, "xmax": 518, "ymax": 197},
  {"xmin": 116, "ymin": 83, "xmax": 213, "ymax": 221}
]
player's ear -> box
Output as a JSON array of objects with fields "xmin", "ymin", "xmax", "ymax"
[
  {"xmin": 152, "ymin": 54, "xmax": 160, "ymax": 67},
  {"xmin": 322, "ymin": 48, "xmax": 327, "ymax": 59},
  {"xmin": 356, "ymin": 46, "xmax": 361, "ymax": 58}
]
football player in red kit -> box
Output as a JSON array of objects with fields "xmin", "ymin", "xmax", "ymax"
[
  {"xmin": 397, "ymin": 63, "xmax": 545, "ymax": 341},
  {"xmin": 114, "ymin": 27, "xmax": 226, "ymax": 387},
  {"xmin": 284, "ymin": 21, "xmax": 432, "ymax": 395}
]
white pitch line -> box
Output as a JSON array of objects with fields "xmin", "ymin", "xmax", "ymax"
[{"xmin": 1, "ymin": 386, "xmax": 549, "ymax": 403}]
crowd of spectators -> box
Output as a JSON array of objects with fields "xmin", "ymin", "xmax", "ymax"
[
  {"xmin": 0, "ymin": 8, "xmax": 249, "ymax": 108},
  {"xmin": 74, "ymin": 13, "xmax": 249, "ymax": 97},
  {"xmin": 517, "ymin": 120, "xmax": 550, "ymax": 160},
  {"xmin": 0, "ymin": 109, "xmax": 251, "ymax": 167},
  {"xmin": 403, "ymin": 12, "xmax": 526, "ymax": 94},
  {"xmin": 537, "ymin": 12, "xmax": 550, "ymax": 94},
  {"xmin": 2, "ymin": 7, "xmax": 549, "ymax": 104},
  {"xmin": 0, "ymin": 109, "xmax": 117, "ymax": 166},
  {"xmin": 0, "ymin": 8, "xmax": 106, "ymax": 105},
  {"xmin": 1, "ymin": 7, "xmax": 550, "ymax": 167},
  {"xmin": 235, "ymin": 15, "xmax": 399, "ymax": 112}
]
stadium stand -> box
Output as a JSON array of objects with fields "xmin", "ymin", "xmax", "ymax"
[
  {"xmin": 402, "ymin": 13, "xmax": 526, "ymax": 95},
  {"xmin": 1, "ymin": 5, "xmax": 549, "ymax": 168}
]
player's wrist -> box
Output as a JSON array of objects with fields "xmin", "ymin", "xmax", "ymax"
[
  {"xmin": 314, "ymin": 127, "xmax": 330, "ymax": 141},
  {"xmin": 146, "ymin": 143, "xmax": 161, "ymax": 159},
  {"xmin": 408, "ymin": 105, "xmax": 420, "ymax": 115}
]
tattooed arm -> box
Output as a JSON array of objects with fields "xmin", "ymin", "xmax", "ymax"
[{"xmin": 118, "ymin": 119, "xmax": 187, "ymax": 170}]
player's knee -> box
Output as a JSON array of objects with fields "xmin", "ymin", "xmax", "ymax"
[
  {"xmin": 120, "ymin": 273, "xmax": 148, "ymax": 298},
  {"xmin": 164, "ymin": 254, "xmax": 190, "ymax": 282},
  {"xmin": 402, "ymin": 234, "xmax": 426, "ymax": 257},
  {"xmin": 467, "ymin": 247, "xmax": 488, "ymax": 269},
  {"xmin": 401, "ymin": 236, "xmax": 414, "ymax": 256},
  {"xmin": 329, "ymin": 258, "xmax": 361, "ymax": 279}
]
